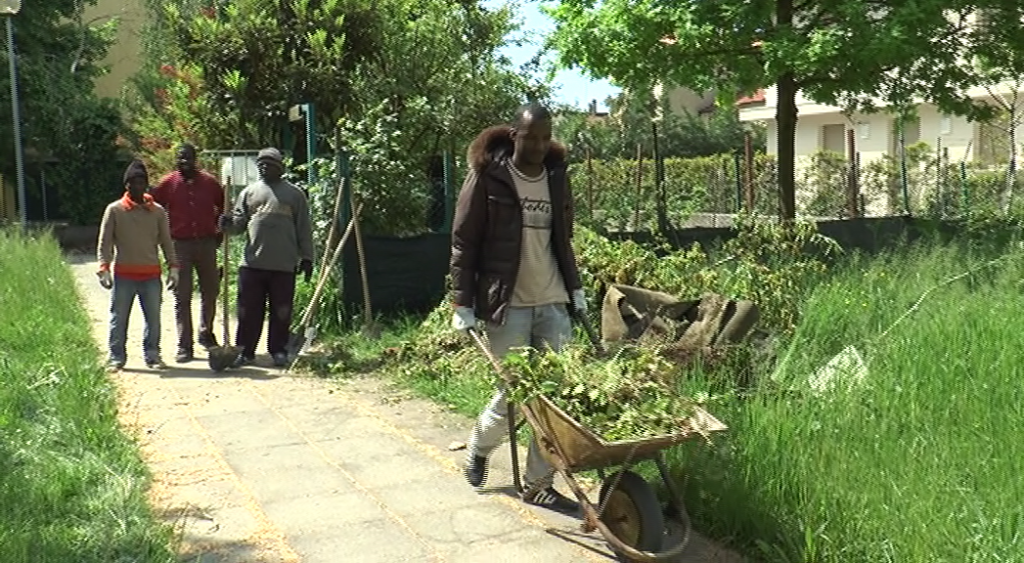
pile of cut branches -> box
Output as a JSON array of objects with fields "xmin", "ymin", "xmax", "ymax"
[{"xmin": 502, "ymin": 345, "xmax": 706, "ymax": 442}]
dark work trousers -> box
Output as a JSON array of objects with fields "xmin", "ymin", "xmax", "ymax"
[
  {"xmin": 235, "ymin": 266, "xmax": 296, "ymax": 358},
  {"xmin": 172, "ymin": 236, "xmax": 220, "ymax": 350}
]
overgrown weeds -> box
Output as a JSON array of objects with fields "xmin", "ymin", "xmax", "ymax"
[
  {"xmin": 0, "ymin": 228, "xmax": 176, "ymax": 563},
  {"xmin": 667, "ymin": 238, "xmax": 1024, "ymax": 562}
]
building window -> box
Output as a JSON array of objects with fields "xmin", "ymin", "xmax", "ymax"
[
  {"xmin": 858, "ymin": 122, "xmax": 871, "ymax": 140},
  {"xmin": 890, "ymin": 117, "xmax": 921, "ymax": 156},
  {"xmin": 821, "ymin": 124, "xmax": 846, "ymax": 154}
]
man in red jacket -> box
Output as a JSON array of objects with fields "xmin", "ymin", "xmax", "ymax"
[{"xmin": 151, "ymin": 143, "xmax": 226, "ymax": 363}]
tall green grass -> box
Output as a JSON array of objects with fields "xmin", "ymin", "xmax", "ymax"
[
  {"xmin": 670, "ymin": 240, "xmax": 1024, "ymax": 562},
  {"xmin": 0, "ymin": 229, "xmax": 176, "ymax": 563}
]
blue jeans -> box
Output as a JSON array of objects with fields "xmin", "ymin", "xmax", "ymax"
[
  {"xmin": 108, "ymin": 276, "xmax": 163, "ymax": 364},
  {"xmin": 467, "ymin": 303, "xmax": 572, "ymax": 489}
]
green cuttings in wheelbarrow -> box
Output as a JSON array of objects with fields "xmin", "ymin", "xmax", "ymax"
[{"xmin": 501, "ymin": 343, "xmax": 739, "ymax": 443}]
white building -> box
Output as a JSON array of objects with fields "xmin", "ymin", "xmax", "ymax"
[{"xmin": 736, "ymin": 85, "xmax": 1022, "ymax": 168}]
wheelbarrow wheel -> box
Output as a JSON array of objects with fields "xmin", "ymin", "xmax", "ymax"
[{"xmin": 598, "ymin": 470, "xmax": 665, "ymax": 558}]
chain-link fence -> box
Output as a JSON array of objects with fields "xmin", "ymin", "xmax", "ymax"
[{"xmin": 570, "ymin": 147, "xmax": 1019, "ymax": 233}]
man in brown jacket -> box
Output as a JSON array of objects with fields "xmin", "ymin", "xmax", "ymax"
[
  {"xmin": 97, "ymin": 159, "xmax": 179, "ymax": 372},
  {"xmin": 449, "ymin": 103, "xmax": 588, "ymax": 513}
]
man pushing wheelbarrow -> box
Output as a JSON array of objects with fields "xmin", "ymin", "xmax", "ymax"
[{"xmin": 449, "ymin": 102, "xmax": 588, "ymax": 513}]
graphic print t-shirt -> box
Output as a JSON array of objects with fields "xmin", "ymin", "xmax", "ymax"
[{"xmin": 506, "ymin": 162, "xmax": 569, "ymax": 307}]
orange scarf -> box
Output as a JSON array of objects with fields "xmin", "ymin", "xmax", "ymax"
[{"xmin": 121, "ymin": 191, "xmax": 156, "ymax": 211}]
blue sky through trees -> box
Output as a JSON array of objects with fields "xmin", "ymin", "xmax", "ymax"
[{"xmin": 484, "ymin": 0, "xmax": 621, "ymax": 111}]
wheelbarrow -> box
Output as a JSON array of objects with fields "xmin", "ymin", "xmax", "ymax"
[{"xmin": 467, "ymin": 326, "xmax": 728, "ymax": 562}]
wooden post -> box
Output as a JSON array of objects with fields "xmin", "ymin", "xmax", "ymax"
[
  {"xmin": 846, "ymin": 127, "xmax": 859, "ymax": 218},
  {"xmin": 633, "ymin": 143, "xmax": 643, "ymax": 231},
  {"xmin": 941, "ymin": 146, "xmax": 950, "ymax": 217},
  {"xmin": 586, "ymin": 145, "xmax": 594, "ymax": 222},
  {"xmin": 743, "ymin": 132, "xmax": 754, "ymax": 211}
]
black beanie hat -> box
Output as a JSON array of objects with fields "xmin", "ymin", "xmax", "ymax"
[{"xmin": 123, "ymin": 159, "xmax": 149, "ymax": 185}]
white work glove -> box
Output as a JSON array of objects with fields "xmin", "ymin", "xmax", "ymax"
[
  {"xmin": 165, "ymin": 267, "xmax": 180, "ymax": 292},
  {"xmin": 451, "ymin": 306, "xmax": 477, "ymax": 333},
  {"xmin": 571, "ymin": 288, "xmax": 587, "ymax": 314},
  {"xmin": 97, "ymin": 269, "xmax": 113, "ymax": 290}
]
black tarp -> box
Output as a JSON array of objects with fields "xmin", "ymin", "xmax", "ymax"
[{"xmin": 340, "ymin": 232, "xmax": 452, "ymax": 316}]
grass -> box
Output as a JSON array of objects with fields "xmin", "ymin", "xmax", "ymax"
[
  {"xmin": 311, "ymin": 232, "xmax": 1024, "ymax": 562},
  {"xmin": 667, "ymin": 239, "xmax": 1024, "ymax": 562},
  {"xmin": 0, "ymin": 228, "xmax": 176, "ymax": 563}
]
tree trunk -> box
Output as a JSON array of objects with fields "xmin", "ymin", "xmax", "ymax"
[{"xmin": 776, "ymin": 72, "xmax": 799, "ymax": 221}]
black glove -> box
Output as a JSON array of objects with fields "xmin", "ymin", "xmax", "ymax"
[
  {"xmin": 218, "ymin": 214, "xmax": 232, "ymax": 229},
  {"xmin": 297, "ymin": 259, "xmax": 313, "ymax": 283}
]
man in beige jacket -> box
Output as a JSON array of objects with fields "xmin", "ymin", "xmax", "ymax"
[{"xmin": 96, "ymin": 159, "xmax": 179, "ymax": 372}]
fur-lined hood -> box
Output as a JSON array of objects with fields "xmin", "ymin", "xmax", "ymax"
[{"xmin": 466, "ymin": 125, "xmax": 567, "ymax": 173}]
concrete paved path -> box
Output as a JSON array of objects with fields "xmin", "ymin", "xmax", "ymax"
[{"xmin": 68, "ymin": 252, "xmax": 742, "ymax": 563}]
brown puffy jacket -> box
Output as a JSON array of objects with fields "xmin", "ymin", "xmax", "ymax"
[{"xmin": 449, "ymin": 125, "xmax": 582, "ymax": 325}]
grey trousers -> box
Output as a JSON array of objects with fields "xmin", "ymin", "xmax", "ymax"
[{"xmin": 467, "ymin": 303, "xmax": 572, "ymax": 489}]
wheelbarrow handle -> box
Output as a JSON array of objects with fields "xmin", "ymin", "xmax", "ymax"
[
  {"xmin": 466, "ymin": 326, "xmax": 524, "ymax": 494},
  {"xmin": 466, "ymin": 327, "xmax": 514, "ymax": 384},
  {"xmin": 571, "ymin": 309, "xmax": 605, "ymax": 356}
]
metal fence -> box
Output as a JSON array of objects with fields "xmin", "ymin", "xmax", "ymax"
[{"xmin": 569, "ymin": 148, "xmax": 1019, "ymax": 233}]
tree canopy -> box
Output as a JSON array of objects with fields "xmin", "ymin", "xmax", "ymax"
[
  {"xmin": 543, "ymin": 0, "xmax": 1021, "ymax": 220},
  {"xmin": 128, "ymin": 0, "xmax": 550, "ymax": 234},
  {"xmin": 0, "ymin": 0, "xmax": 125, "ymax": 224}
]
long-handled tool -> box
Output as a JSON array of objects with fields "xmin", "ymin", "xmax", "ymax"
[
  {"xmin": 209, "ymin": 178, "xmax": 245, "ymax": 372},
  {"xmin": 285, "ymin": 201, "xmax": 364, "ymax": 367},
  {"xmin": 467, "ymin": 327, "xmax": 523, "ymax": 494},
  {"xmin": 352, "ymin": 194, "xmax": 379, "ymax": 339},
  {"xmin": 293, "ymin": 176, "xmax": 348, "ymax": 327}
]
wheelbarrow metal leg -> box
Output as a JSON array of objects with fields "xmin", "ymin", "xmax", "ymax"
[
  {"xmin": 654, "ymin": 456, "xmax": 680, "ymax": 510},
  {"xmin": 655, "ymin": 453, "xmax": 693, "ymax": 556},
  {"xmin": 507, "ymin": 401, "xmax": 522, "ymax": 494}
]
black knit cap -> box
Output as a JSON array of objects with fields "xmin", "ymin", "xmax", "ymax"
[{"xmin": 123, "ymin": 159, "xmax": 149, "ymax": 185}]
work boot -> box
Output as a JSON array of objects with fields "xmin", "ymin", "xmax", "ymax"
[
  {"xmin": 231, "ymin": 353, "xmax": 254, "ymax": 369},
  {"xmin": 465, "ymin": 454, "xmax": 488, "ymax": 488},
  {"xmin": 197, "ymin": 331, "xmax": 219, "ymax": 349},
  {"xmin": 272, "ymin": 352, "xmax": 289, "ymax": 367},
  {"xmin": 176, "ymin": 347, "xmax": 193, "ymax": 363},
  {"xmin": 523, "ymin": 486, "xmax": 580, "ymax": 514}
]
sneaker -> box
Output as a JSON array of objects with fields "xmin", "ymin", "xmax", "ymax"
[
  {"xmin": 523, "ymin": 486, "xmax": 580, "ymax": 513},
  {"xmin": 465, "ymin": 454, "xmax": 488, "ymax": 488},
  {"xmin": 271, "ymin": 352, "xmax": 289, "ymax": 367},
  {"xmin": 146, "ymin": 357, "xmax": 167, "ymax": 369},
  {"xmin": 231, "ymin": 353, "xmax": 254, "ymax": 369},
  {"xmin": 197, "ymin": 331, "xmax": 219, "ymax": 349},
  {"xmin": 106, "ymin": 360, "xmax": 125, "ymax": 373},
  {"xmin": 175, "ymin": 348, "xmax": 194, "ymax": 363}
]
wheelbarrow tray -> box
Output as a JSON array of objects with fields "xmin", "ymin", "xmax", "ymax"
[{"xmin": 525, "ymin": 394, "xmax": 728, "ymax": 473}]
